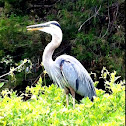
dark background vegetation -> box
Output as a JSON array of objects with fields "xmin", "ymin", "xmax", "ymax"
[{"xmin": 0, "ymin": 0, "xmax": 125, "ymax": 91}]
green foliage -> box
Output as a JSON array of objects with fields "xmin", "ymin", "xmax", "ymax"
[
  {"xmin": 0, "ymin": 0, "xmax": 26, "ymax": 14},
  {"xmin": 0, "ymin": 14, "xmax": 29, "ymax": 58},
  {"xmin": 58, "ymin": 0, "xmax": 125, "ymax": 77},
  {"xmin": 0, "ymin": 82, "xmax": 4, "ymax": 88},
  {"xmin": 47, "ymin": 0, "xmax": 125, "ymax": 78},
  {"xmin": 0, "ymin": 59, "xmax": 33, "ymax": 91},
  {"xmin": 0, "ymin": 0, "xmax": 125, "ymax": 89},
  {"xmin": 99, "ymin": 67, "xmax": 124, "ymax": 93},
  {"xmin": 0, "ymin": 13, "xmax": 44, "ymax": 61},
  {"xmin": 0, "ymin": 70, "xmax": 125, "ymax": 125}
]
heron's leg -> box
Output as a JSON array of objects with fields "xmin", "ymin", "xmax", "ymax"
[
  {"xmin": 69, "ymin": 87, "xmax": 75, "ymax": 109},
  {"xmin": 64, "ymin": 87, "xmax": 69, "ymax": 108},
  {"xmin": 66, "ymin": 94, "xmax": 69, "ymax": 107}
]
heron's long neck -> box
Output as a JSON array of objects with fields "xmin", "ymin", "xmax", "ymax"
[{"xmin": 42, "ymin": 35, "xmax": 62, "ymax": 66}]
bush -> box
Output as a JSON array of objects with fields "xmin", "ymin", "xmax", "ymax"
[
  {"xmin": 0, "ymin": 0, "xmax": 125, "ymax": 91},
  {"xmin": 46, "ymin": 0, "xmax": 125, "ymax": 78},
  {"xmin": 0, "ymin": 70, "xmax": 125, "ymax": 126},
  {"xmin": 0, "ymin": 14, "xmax": 30, "ymax": 58},
  {"xmin": 0, "ymin": 0, "xmax": 27, "ymax": 15}
]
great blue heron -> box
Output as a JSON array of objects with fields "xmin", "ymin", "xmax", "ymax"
[{"xmin": 27, "ymin": 21, "xmax": 96, "ymax": 108}]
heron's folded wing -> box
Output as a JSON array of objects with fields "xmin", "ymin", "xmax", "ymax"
[
  {"xmin": 60, "ymin": 59, "xmax": 96, "ymax": 99},
  {"xmin": 60, "ymin": 60, "xmax": 78, "ymax": 90}
]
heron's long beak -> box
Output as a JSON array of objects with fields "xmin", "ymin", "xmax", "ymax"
[{"xmin": 27, "ymin": 23, "xmax": 48, "ymax": 31}]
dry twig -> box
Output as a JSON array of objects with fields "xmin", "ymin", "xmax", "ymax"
[
  {"xmin": 0, "ymin": 59, "xmax": 27, "ymax": 79},
  {"xmin": 31, "ymin": 71, "xmax": 44, "ymax": 86},
  {"xmin": 78, "ymin": 5, "xmax": 101, "ymax": 32},
  {"xmin": 101, "ymin": 4, "xmax": 110, "ymax": 38}
]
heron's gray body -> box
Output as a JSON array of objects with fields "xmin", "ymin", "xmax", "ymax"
[{"xmin": 44, "ymin": 54, "xmax": 96, "ymax": 100}]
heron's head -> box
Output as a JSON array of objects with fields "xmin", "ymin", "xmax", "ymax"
[{"xmin": 27, "ymin": 21, "xmax": 62, "ymax": 39}]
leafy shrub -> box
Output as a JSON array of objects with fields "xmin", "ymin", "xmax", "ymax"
[
  {"xmin": 0, "ymin": 14, "xmax": 45, "ymax": 86},
  {"xmin": 0, "ymin": 0, "xmax": 27, "ymax": 15},
  {"xmin": 0, "ymin": 70, "xmax": 125, "ymax": 126},
  {"xmin": 0, "ymin": 14, "xmax": 29, "ymax": 58},
  {"xmin": 0, "ymin": 0, "xmax": 125, "ymax": 91},
  {"xmin": 46, "ymin": 0, "xmax": 125, "ymax": 78}
]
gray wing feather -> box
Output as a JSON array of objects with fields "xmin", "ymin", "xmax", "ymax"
[
  {"xmin": 57, "ymin": 56, "xmax": 96, "ymax": 100},
  {"xmin": 61, "ymin": 61, "xmax": 78, "ymax": 90}
]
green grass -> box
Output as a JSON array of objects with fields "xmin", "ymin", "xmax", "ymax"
[{"xmin": 0, "ymin": 75, "xmax": 125, "ymax": 126}]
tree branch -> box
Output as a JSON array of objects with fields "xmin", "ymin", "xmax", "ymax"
[
  {"xmin": 0, "ymin": 59, "xmax": 27, "ymax": 79},
  {"xmin": 78, "ymin": 5, "xmax": 101, "ymax": 32},
  {"xmin": 31, "ymin": 71, "xmax": 44, "ymax": 86},
  {"xmin": 101, "ymin": 4, "xmax": 110, "ymax": 38}
]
